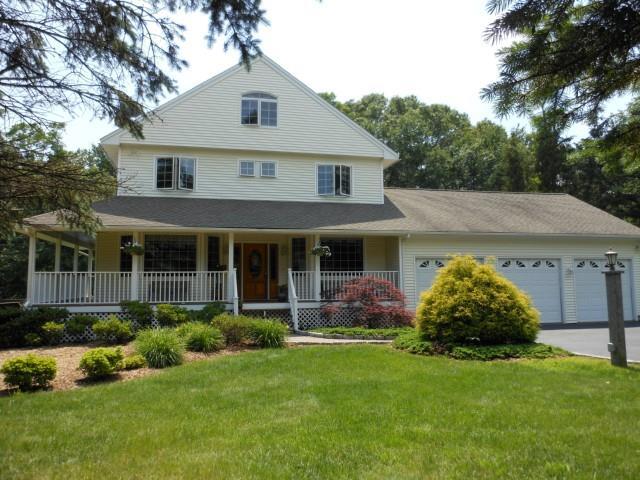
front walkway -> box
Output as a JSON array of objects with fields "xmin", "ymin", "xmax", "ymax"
[{"xmin": 537, "ymin": 325, "xmax": 640, "ymax": 362}]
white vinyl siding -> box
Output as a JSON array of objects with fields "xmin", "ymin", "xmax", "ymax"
[
  {"xmin": 119, "ymin": 146, "xmax": 383, "ymax": 204},
  {"xmin": 115, "ymin": 58, "xmax": 387, "ymax": 159},
  {"xmin": 401, "ymin": 234, "xmax": 639, "ymax": 323}
]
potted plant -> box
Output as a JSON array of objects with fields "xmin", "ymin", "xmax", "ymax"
[
  {"xmin": 120, "ymin": 241, "xmax": 144, "ymax": 256},
  {"xmin": 311, "ymin": 244, "xmax": 331, "ymax": 257}
]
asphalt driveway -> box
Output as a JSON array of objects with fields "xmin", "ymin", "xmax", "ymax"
[{"xmin": 538, "ymin": 324, "xmax": 640, "ymax": 362}]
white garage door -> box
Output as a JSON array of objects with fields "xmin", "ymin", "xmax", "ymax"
[
  {"xmin": 574, "ymin": 259, "xmax": 634, "ymax": 321},
  {"xmin": 498, "ymin": 259, "xmax": 563, "ymax": 323},
  {"xmin": 415, "ymin": 258, "xmax": 447, "ymax": 300}
]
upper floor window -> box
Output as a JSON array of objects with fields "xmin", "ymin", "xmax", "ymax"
[
  {"xmin": 241, "ymin": 92, "xmax": 277, "ymax": 127},
  {"xmin": 260, "ymin": 161, "xmax": 277, "ymax": 177},
  {"xmin": 239, "ymin": 160, "xmax": 255, "ymax": 176},
  {"xmin": 239, "ymin": 160, "xmax": 278, "ymax": 178},
  {"xmin": 156, "ymin": 157, "xmax": 196, "ymax": 191},
  {"xmin": 317, "ymin": 164, "xmax": 351, "ymax": 196}
]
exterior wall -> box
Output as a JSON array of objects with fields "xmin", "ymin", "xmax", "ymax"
[
  {"xmin": 95, "ymin": 231, "xmax": 122, "ymax": 271},
  {"xmin": 401, "ymin": 234, "xmax": 640, "ymax": 322},
  {"xmin": 117, "ymin": 145, "xmax": 384, "ymax": 204},
  {"xmin": 115, "ymin": 58, "xmax": 387, "ymax": 160}
]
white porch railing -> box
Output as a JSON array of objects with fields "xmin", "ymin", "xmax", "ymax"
[
  {"xmin": 138, "ymin": 271, "xmax": 228, "ymax": 303},
  {"xmin": 292, "ymin": 271, "xmax": 315, "ymax": 301},
  {"xmin": 32, "ymin": 272, "xmax": 132, "ymax": 305},
  {"xmin": 31, "ymin": 271, "xmax": 228, "ymax": 305},
  {"xmin": 320, "ymin": 271, "xmax": 399, "ymax": 300}
]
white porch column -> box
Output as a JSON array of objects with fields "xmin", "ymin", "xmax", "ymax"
[
  {"xmin": 88, "ymin": 250, "xmax": 94, "ymax": 273},
  {"xmin": 72, "ymin": 244, "xmax": 79, "ymax": 272},
  {"xmin": 130, "ymin": 232, "xmax": 141, "ymax": 301},
  {"xmin": 313, "ymin": 234, "xmax": 321, "ymax": 301},
  {"xmin": 54, "ymin": 237, "xmax": 62, "ymax": 272},
  {"xmin": 197, "ymin": 233, "xmax": 207, "ymax": 271},
  {"xmin": 227, "ymin": 232, "xmax": 235, "ymax": 302},
  {"xmin": 25, "ymin": 231, "xmax": 37, "ymax": 306}
]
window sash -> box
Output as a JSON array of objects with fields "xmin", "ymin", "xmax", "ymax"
[
  {"xmin": 239, "ymin": 160, "xmax": 255, "ymax": 176},
  {"xmin": 156, "ymin": 157, "xmax": 174, "ymax": 189},
  {"xmin": 120, "ymin": 235, "xmax": 133, "ymax": 272},
  {"xmin": 260, "ymin": 161, "xmax": 276, "ymax": 177},
  {"xmin": 291, "ymin": 238, "xmax": 306, "ymax": 271},
  {"xmin": 241, "ymin": 99, "xmax": 259, "ymax": 124},
  {"xmin": 207, "ymin": 236, "xmax": 220, "ymax": 271},
  {"xmin": 260, "ymin": 100, "xmax": 277, "ymax": 127},
  {"xmin": 178, "ymin": 158, "xmax": 195, "ymax": 190}
]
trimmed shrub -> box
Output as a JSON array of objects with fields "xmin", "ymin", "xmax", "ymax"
[
  {"xmin": 92, "ymin": 316, "xmax": 134, "ymax": 344},
  {"xmin": 65, "ymin": 315, "xmax": 97, "ymax": 337},
  {"xmin": 249, "ymin": 319, "xmax": 289, "ymax": 348},
  {"xmin": 120, "ymin": 301, "xmax": 154, "ymax": 327},
  {"xmin": 1, "ymin": 354, "xmax": 57, "ymax": 391},
  {"xmin": 310, "ymin": 326, "xmax": 413, "ymax": 338},
  {"xmin": 0, "ymin": 307, "xmax": 68, "ymax": 348},
  {"xmin": 123, "ymin": 354, "xmax": 146, "ymax": 370},
  {"xmin": 41, "ymin": 321, "xmax": 65, "ymax": 345},
  {"xmin": 189, "ymin": 302, "xmax": 226, "ymax": 323},
  {"xmin": 392, "ymin": 331, "xmax": 436, "ymax": 356},
  {"xmin": 212, "ymin": 314, "xmax": 253, "ymax": 345},
  {"xmin": 416, "ymin": 256, "xmax": 540, "ymax": 345},
  {"xmin": 135, "ymin": 329, "xmax": 185, "ymax": 368},
  {"xmin": 79, "ymin": 347, "xmax": 124, "ymax": 378},
  {"xmin": 155, "ymin": 304, "xmax": 190, "ymax": 327},
  {"xmin": 322, "ymin": 276, "xmax": 414, "ymax": 328},
  {"xmin": 177, "ymin": 322, "xmax": 225, "ymax": 352}
]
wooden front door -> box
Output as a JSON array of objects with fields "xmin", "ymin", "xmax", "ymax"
[{"xmin": 242, "ymin": 244, "xmax": 268, "ymax": 301}]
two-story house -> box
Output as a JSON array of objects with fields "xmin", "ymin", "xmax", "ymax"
[{"xmin": 23, "ymin": 55, "xmax": 640, "ymax": 329}]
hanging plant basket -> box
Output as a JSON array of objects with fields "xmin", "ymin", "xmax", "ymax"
[
  {"xmin": 311, "ymin": 245, "xmax": 331, "ymax": 257},
  {"xmin": 120, "ymin": 241, "xmax": 145, "ymax": 256}
]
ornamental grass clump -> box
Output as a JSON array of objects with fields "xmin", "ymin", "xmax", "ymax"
[
  {"xmin": 249, "ymin": 319, "xmax": 288, "ymax": 348},
  {"xmin": 1, "ymin": 354, "xmax": 57, "ymax": 391},
  {"xmin": 135, "ymin": 329, "xmax": 185, "ymax": 368},
  {"xmin": 416, "ymin": 255, "xmax": 539, "ymax": 345},
  {"xmin": 177, "ymin": 322, "xmax": 225, "ymax": 352}
]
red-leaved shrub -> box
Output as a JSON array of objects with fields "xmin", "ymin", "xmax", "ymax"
[{"xmin": 322, "ymin": 276, "xmax": 414, "ymax": 328}]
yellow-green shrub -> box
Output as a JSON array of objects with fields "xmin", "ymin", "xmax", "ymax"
[{"xmin": 416, "ymin": 256, "xmax": 540, "ymax": 345}]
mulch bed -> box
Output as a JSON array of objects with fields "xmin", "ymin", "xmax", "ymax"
[{"xmin": 0, "ymin": 343, "xmax": 251, "ymax": 394}]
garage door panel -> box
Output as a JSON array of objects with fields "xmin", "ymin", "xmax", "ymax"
[
  {"xmin": 498, "ymin": 258, "xmax": 562, "ymax": 324},
  {"xmin": 574, "ymin": 259, "xmax": 633, "ymax": 321}
]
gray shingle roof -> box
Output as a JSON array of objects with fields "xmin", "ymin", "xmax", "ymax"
[{"xmin": 24, "ymin": 189, "xmax": 640, "ymax": 237}]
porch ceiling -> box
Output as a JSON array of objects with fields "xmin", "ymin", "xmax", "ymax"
[{"xmin": 23, "ymin": 189, "xmax": 640, "ymax": 237}]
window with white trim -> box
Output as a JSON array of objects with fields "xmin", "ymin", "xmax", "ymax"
[
  {"xmin": 260, "ymin": 161, "xmax": 277, "ymax": 177},
  {"xmin": 155, "ymin": 157, "xmax": 196, "ymax": 191},
  {"xmin": 241, "ymin": 92, "xmax": 277, "ymax": 127},
  {"xmin": 239, "ymin": 160, "xmax": 255, "ymax": 176},
  {"xmin": 317, "ymin": 164, "xmax": 351, "ymax": 196}
]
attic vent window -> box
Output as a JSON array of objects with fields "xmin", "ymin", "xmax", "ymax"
[{"xmin": 241, "ymin": 92, "xmax": 277, "ymax": 127}]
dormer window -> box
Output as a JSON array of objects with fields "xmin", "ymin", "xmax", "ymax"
[{"xmin": 241, "ymin": 92, "xmax": 277, "ymax": 127}]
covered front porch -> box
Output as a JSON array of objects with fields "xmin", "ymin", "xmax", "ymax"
[{"xmin": 24, "ymin": 228, "xmax": 401, "ymax": 326}]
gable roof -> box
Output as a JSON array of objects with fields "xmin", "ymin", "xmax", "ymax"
[
  {"xmin": 101, "ymin": 55, "xmax": 399, "ymax": 164},
  {"xmin": 25, "ymin": 189, "xmax": 640, "ymax": 238}
]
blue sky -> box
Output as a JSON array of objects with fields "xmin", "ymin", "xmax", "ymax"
[{"xmin": 62, "ymin": 0, "xmax": 604, "ymax": 149}]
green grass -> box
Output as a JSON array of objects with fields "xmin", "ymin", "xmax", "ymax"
[
  {"xmin": 309, "ymin": 326, "xmax": 413, "ymax": 337},
  {"xmin": 1, "ymin": 346, "xmax": 639, "ymax": 479}
]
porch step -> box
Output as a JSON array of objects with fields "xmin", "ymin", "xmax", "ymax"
[{"xmin": 242, "ymin": 302, "xmax": 290, "ymax": 310}]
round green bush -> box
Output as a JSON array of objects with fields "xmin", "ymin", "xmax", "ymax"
[
  {"xmin": 65, "ymin": 315, "xmax": 97, "ymax": 336},
  {"xmin": 416, "ymin": 255, "xmax": 540, "ymax": 345},
  {"xmin": 211, "ymin": 314, "xmax": 252, "ymax": 345},
  {"xmin": 41, "ymin": 321, "xmax": 65, "ymax": 345},
  {"xmin": 177, "ymin": 322, "xmax": 225, "ymax": 352},
  {"xmin": 79, "ymin": 347, "xmax": 124, "ymax": 379},
  {"xmin": 119, "ymin": 301, "xmax": 154, "ymax": 328},
  {"xmin": 155, "ymin": 304, "xmax": 190, "ymax": 327},
  {"xmin": 92, "ymin": 316, "xmax": 134, "ymax": 344},
  {"xmin": 1, "ymin": 354, "xmax": 57, "ymax": 391},
  {"xmin": 249, "ymin": 319, "xmax": 289, "ymax": 348},
  {"xmin": 135, "ymin": 329, "xmax": 185, "ymax": 368},
  {"xmin": 123, "ymin": 354, "xmax": 146, "ymax": 370}
]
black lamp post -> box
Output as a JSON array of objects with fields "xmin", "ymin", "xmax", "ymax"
[{"xmin": 603, "ymin": 249, "xmax": 627, "ymax": 367}]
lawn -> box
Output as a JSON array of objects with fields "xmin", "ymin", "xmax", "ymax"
[{"xmin": 1, "ymin": 345, "xmax": 639, "ymax": 479}]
